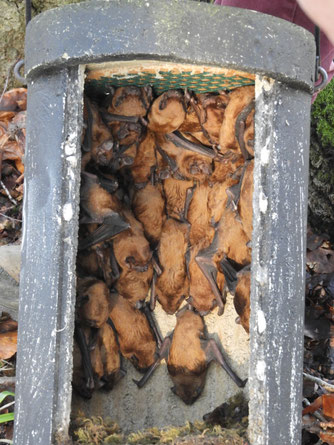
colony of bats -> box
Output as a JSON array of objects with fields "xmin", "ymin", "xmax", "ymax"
[{"xmin": 73, "ymin": 82, "xmax": 254, "ymax": 405}]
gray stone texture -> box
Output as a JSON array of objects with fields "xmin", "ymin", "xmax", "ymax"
[
  {"xmin": 25, "ymin": 0, "xmax": 315, "ymax": 90},
  {"xmin": 13, "ymin": 65, "xmax": 84, "ymax": 445},
  {"xmin": 249, "ymin": 77, "xmax": 311, "ymax": 445}
]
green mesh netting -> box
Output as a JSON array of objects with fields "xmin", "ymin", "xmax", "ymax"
[{"xmin": 85, "ymin": 71, "xmax": 255, "ymax": 96}]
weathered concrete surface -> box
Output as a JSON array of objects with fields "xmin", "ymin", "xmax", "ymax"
[
  {"xmin": 13, "ymin": 66, "xmax": 84, "ymax": 445},
  {"xmin": 25, "ymin": 0, "xmax": 315, "ymax": 90},
  {"xmin": 249, "ymin": 76, "xmax": 311, "ymax": 445},
  {"xmin": 72, "ymin": 294, "xmax": 249, "ymax": 433}
]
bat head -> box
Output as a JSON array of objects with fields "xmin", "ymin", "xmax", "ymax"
[
  {"xmin": 180, "ymin": 153, "xmax": 213, "ymax": 180},
  {"xmin": 123, "ymin": 236, "xmax": 152, "ymax": 271},
  {"xmin": 77, "ymin": 279, "xmax": 111, "ymax": 328},
  {"xmin": 170, "ymin": 371, "xmax": 206, "ymax": 405},
  {"xmin": 93, "ymin": 139, "xmax": 114, "ymax": 166},
  {"xmin": 101, "ymin": 368, "xmax": 126, "ymax": 390}
]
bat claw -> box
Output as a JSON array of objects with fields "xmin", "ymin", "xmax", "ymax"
[
  {"xmin": 152, "ymin": 256, "xmax": 162, "ymax": 276},
  {"xmin": 239, "ymin": 378, "xmax": 248, "ymax": 388},
  {"xmin": 132, "ymin": 378, "xmax": 142, "ymax": 388}
]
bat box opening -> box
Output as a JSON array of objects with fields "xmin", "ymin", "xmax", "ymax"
[{"xmin": 71, "ymin": 60, "xmax": 254, "ymax": 436}]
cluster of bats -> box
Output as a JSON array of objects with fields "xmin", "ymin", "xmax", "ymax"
[{"xmin": 73, "ymin": 82, "xmax": 254, "ymax": 406}]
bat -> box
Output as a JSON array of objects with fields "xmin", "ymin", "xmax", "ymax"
[
  {"xmin": 108, "ymin": 293, "xmax": 160, "ymax": 372},
  {"xmin": 152, "ymin": 219, "xmax": 189, "ymax": 314},
  {"xmin": 132, "ymin": 182, "xmax": 166, "ymax": 246},
  {"xmin": 134, "ymin": 308, "xmax": 246, "ymax": 404},
  {"xmin": 148, "ymin": 90, "xmax": 186, "ymax": 133}
]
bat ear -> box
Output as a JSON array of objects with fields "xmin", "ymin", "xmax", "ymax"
[
  {"xmin": 171, "ymin": 386, "xmax": 177, "ymax": 395},
  {"xmin": 235, "ymin": 316, "xmax": 241, "ymax": 325}
]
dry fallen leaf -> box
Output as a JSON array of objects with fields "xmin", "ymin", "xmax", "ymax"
[
  {"xmin": 307, "ymin": 248, "xmax": 334, "ymax": 274},
  {"xmin": 0, "ymin": 88, "xmax": 27, "ymax": 112},
  {"xmin": 307, "ymin": 226, "xmax": 330, "ymax": 252},
  {"xmin": 320, "ymin": 430, "xmax": 334, "ymax": 445},
  {"xmin": 322, "ymin": 394, "xmax": 334, "ymax": 419},
  {"xmin": 0, "ymin": 330, "xmax": 17, "ymax": 360}
]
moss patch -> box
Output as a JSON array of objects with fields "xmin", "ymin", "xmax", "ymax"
[
  {"xmin": 308, "ymin": 79, "xmax": 334, "ymax": 238},
  {"xmin": 71, "ymin": 415, "xmax": 247, "ymax": 445},
  {"xmin": 312, "ymin": 80, "xmax": 334, "ymax": 148},
  {"xmin": 70, "ymin": 413, "xmax": 123, "ymax": 444}
]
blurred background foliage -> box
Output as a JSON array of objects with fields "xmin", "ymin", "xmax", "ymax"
[{"xmin": 309, "ymin": 80, "xmax": 334, "ymax": 239}]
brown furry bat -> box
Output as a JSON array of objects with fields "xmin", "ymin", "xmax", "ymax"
[
  {"xmin": 132, "ymin": 183, "xmax": 166, "ymax": 246},
  {"xmin": 215, "ymin": 208, "xmax": 251, "ymax": 267},
  {"xmin": 134, "ymin": 309, "xmax": 246, "ymax": 404},
  {"xmin": 108, "ymin": 293, "xmax": 160, "ymax": 372},
  {"xmin": 77, "ymin": 246, "xmax": 118, "ymax": 288},
  {"xmin": 112, "ymin": 209, "xmax": 153, "ymax": 305},
  {"xmin": 183, "ymin": 92, "xmax": 229, "ymax": 146},
  {"xmin": 76, "ymin": 277, "xmax": 111, "ymax": 328},
  {"xmin": 82, "ymin": 98, "xmax": 114, "ymax": 168},
  {"xmin": 163, "ymin": 177, "xmax": 195, "ymax": 221},
  {"xmin": 188, "ymin": 240, "xmax": 226, "ymax": 316},
  {"xmin": 189, "ymin": 204, "xmax": 250, "ymax": 316},
  {"xmin": 219, "ymin": 85, "xmax": 255, "ymax": 159},
  {"xmin": 148, "ymin": 90, "xmax": 186, "ymax": 133},
  {"xmin": 233, "ymin": 266, "xmax": 251, "ymax": 334},
  {"xmin": 104, "ymin": 86, "xmax": 152, "ymax": 117},
  {"xmin": 72, "ymin": 324, "xmax": 95, "ymax": 399},
  {"xmin": 152, "ymin": 219, "xmax": 189, "ymax": 314},
  {"xmin": 130, "ymin": 130, "xmax": 156, "ymax": 186},
  {"xmin": 90, "ymin": 321, "xmax": 125, "ymax": 390},
  {"xmin": 187, "ymin": 183, "xmax": 214, "ymax": 246},
  {"xmin": 207, "ymin": 178, "xmax": 237, "ymax": 224},
  {"xmin": 238, "ymin": 159, "xmax": 254, "ymax": 241},
  {"xmin": 160, "ymin": 135, "xmax": 214, "ymax": 182},
  {"xmin": 80, "ymin": 172, "xmax": 123, "ymax": 222},
  {"xmin": 79, "ymin": 172, "xmax": 129, "ymax": 250}
]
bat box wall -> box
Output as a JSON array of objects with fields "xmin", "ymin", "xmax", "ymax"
[{"xmin": 14, "ymin": 1, "xmax": 315, "ymax": 444}]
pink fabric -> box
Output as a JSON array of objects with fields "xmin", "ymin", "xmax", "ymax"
[{"xmin": 214, "ymin": 0, "xmax": 334, "ymax": 98}]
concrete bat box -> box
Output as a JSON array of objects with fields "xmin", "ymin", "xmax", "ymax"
[{"xmin": 14, "ymin": 1, "xmax": 315, "ymax": 444}]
